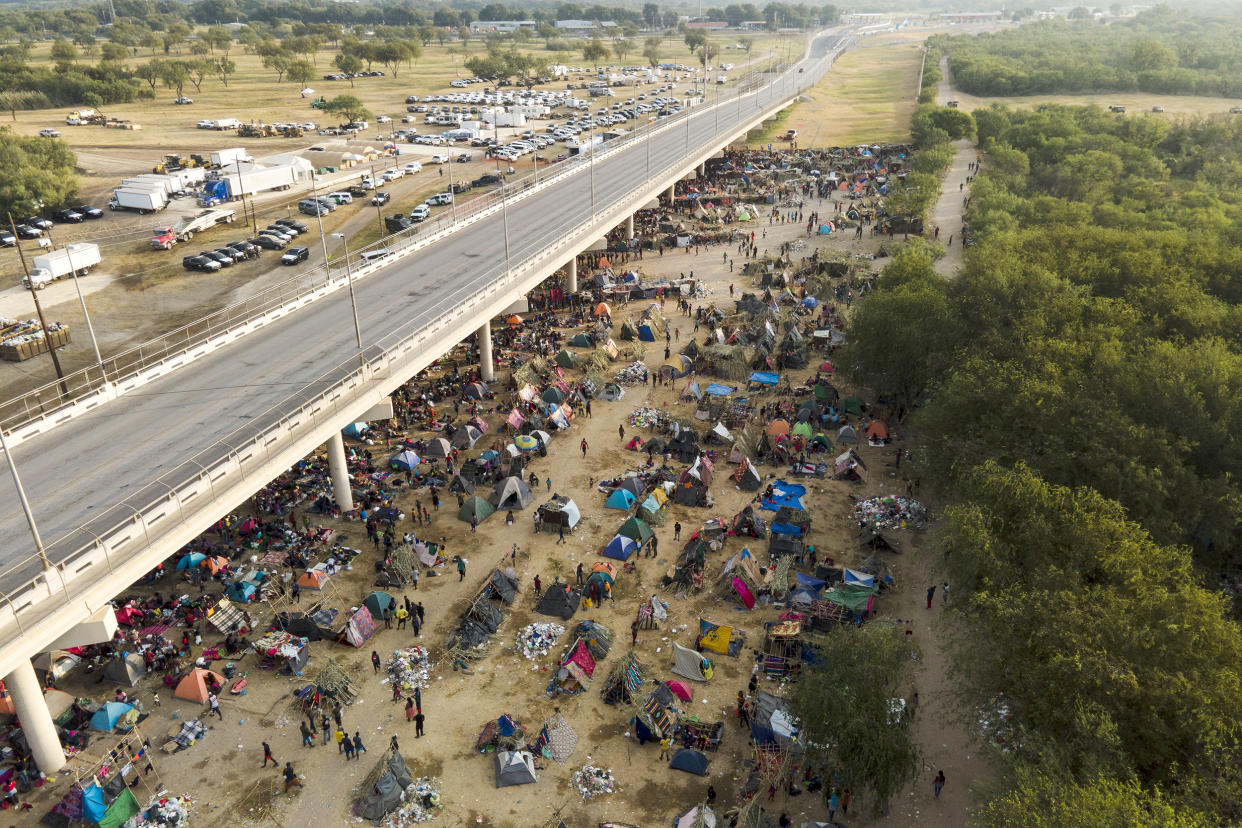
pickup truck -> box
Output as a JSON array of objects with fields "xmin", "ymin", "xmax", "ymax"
[{"xmin": 151, "ymin": 208, "xmax": 235, "ymax": 249}]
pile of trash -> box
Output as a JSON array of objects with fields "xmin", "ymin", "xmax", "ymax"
[
  {"xmin": 515, "ymin": 622, "xmax": 564, "ymax": 659},
  {"xmin": 386, "ymin": 646, "xmax": 431, "ymax": 692},
  {"xmin": 381, "ymin": 777, "xmax": 443, "ymax": 827},
  {"xmin": 627, "ymin": 406, "xmax": 663, "ymax": 429},
  {"xmin": 853, "ymin": 496, "xmax": 928, "ymax": 530},
  {"xmin": 615, "ymin": 361, "xmax": 650, "ymax": 385},
  {"xmin": 122, "ymin": 793, "xmax": 192, "ymax": 827},
  {"xmin": 570, "ymin": 764, "xmax": 617, "ymax": 800}
]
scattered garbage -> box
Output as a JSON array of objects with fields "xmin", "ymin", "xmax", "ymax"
[
  {"xmin": 381, "ymin": 777, "xmax": 443, "ymax": 826},
  {"xmin": 516, "ymin": 622, "xmax": 564, "ymax": 659},
  {"xmin": 615, "ymin": 361, "xmax": 650, "ymax": 386},
  {"xmin": 123, "ymin": 793, "xmax": 192, "ymax": 827},
  {"xmin": 853, "ymin": 495, "xmax": 928, "ymax": 530},
  {"xmin": 570, "ymin": 764, "xmax": 617, "ymax": 799},
  {"xmin": 387, "ymin": 647, "xmax": 432, "ymax": 692}
]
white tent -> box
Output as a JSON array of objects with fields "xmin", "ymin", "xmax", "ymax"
[{"xmin": 494, "ymin": 750, "xmax": 538, "ymax": 787}]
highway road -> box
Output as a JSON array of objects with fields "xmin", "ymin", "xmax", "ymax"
[{"xmin": 0, "ymin": 33, "xmax": 844, "ymax": 598}]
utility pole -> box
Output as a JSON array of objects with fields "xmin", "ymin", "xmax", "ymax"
[
  {"xmin": 8, "ymin": 214, "xmax": 67, "ymax": 395},
  {"xmin": 235, "ymin": 159, "xmax": 257, "ymax": 236}
]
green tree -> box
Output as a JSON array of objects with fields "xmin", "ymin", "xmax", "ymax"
[
  {"xmin": 162, "ymin": 22, "xmax": 190, "ymax": 54},
  {"xmin": 790, "ymin": 623, "xmax": 921, "ymax": 816},
  {"xmin": 581, "ymin": 38, "xmax": 609, "ymax": 66},
  {"xmin": 974, "ymin": 770, "xmax": 1218, "ymax": 828},
  {"xmin": 612, "ymin": 35, "xmax": 630, "ymax": 61},
  {"xmin": 322, "ymin": 94, "xmax": 373, "ymax": 124},
  {"xmin": 214, "ymin": 56, "xmax": 235, "ymax": 87},
  {"xmin": 0, "ymin": 129, "xmax": 80, "ymax": 218},
  {"xmin": 204, "ymin": 25, "xmax": 232, "ymax": 53},
  {"xmin": 185, "ymin": 58, "xmax": 212, "ymax": 93},
  {"xmin": 99, "ymin": 42, "xmax": 129, "ymax": 63},
  {"xmin": 642, "ymin": 35, "xmax": 661, "ymax": 66},
  {"xmin": 50, "ymin": 39, "xmax": 78, "ymax": 69},
  {"xmin": 262, "ymin": 52, "xmax": 291, "ymax": 82},
  {"xmin": 683, "ymin": 29, "xmax": 707, "ymax": 53},
  {"xmin": 286, "ymin": 58, "xmax": 314, "ymax": 87},
  {"xmin": 134, "ymin": 60, "xmax": 160, "ymax": 92},
  {"xmin": 190, "ymin": 39, "xmax": 211, "ymax": 56},
  {"xmin": 334, "ymin": 52, "xmax": 363, "ymax": 87},
  {"xmin": 373, "ymin": 41, "xmax": 413, "ymax": 78},
  {"xmin": 158, "ymin": 59, "xmax": 190, "ymax": 98}
]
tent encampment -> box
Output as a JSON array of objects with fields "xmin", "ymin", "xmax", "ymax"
[
  {"xmin": 494, "ymin": 750, "xmax": 538, "ymax": 787},
  {"xmin": 836, "ymin": 425, "xmax": 859, "ymax": 445},
  {"xmin": 423, "ymin": 437, "xmax": 452, "ymax": 458},
  {"xmin": 174, "ymin": 667, "xmax": 225, "ymax": 703},
  {"xmin": 363, "ymin": 591, "xmax": 396, "ymax": 619},
  {"xmin": 353, "ymin": 750, "xmax": 414, "ymax": 822},
  {"xmin": 390, "ymin": 449, "xmax": 420, "ymax": 471},
  {"xmin": 670, "ymin": 642, "xmax": 713, "ymax": 681},
  {"xmin": 88, "ymin": 701, "xmax": 135, "ymax": 732},
  {"xmin": 535, "ymin": 584, "xmax": 581, "ymax": 620},
  {"xmin": 452, "ymin": 424, "xmax": 484, "ymax": 449},
  {"xmin": 605, "ymin": 489, "xmax": 636, "ymax": 510},
  {"xmin": 491, "ymin": 476, "xmax": 535, "ymax": 510},
  {"xmin": 459, "ymin": 496, "xmax": 495, "ymax": 523}
]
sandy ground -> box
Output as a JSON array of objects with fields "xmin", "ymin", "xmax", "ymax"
[{"xmin": 24, "ymin": 184, "xmax": 991, "ymax": 828}]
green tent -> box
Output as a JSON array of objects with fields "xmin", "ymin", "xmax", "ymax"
[
  {"xmin": 619, "ymin": 321, "xmax": 636, "ymax": 341},
  {"xmin": 569, "ymin": 332, "xmax": 593, "ymax": 347},
  {"xmin": 813, "ymin": 384, "xmax": 830, "ymax": 401},
  {"xmin": 618, "ymin": 516, "xmax": 654, "ymax": 544},
  {"xmin": 364, "ymin": 591, "xmax": 395, "ymax": 618},
  {"xmin": 542, "ymin": 387, "xmax": 565, "ymax": 404},
  {"xmin": 792, "ymin": 422, "xmax": 813, "ymax": 439},
  {"xmin": 821, "ymin": 582, "xmax": 877, "ymax": 613},
  {"xmin": 842, "ymin": 395, "xmax": 864, "ymax": 416},
  {"xmin": 458, "ymin": 496, "xmax": 495, "ymax": 523},
  {"xmin": 555, "ymin": 349, "xmax": 578, "ymax": 368},
  {"xmin": 99, "ymin": 789, "xmax": 141, "ymax": 828}
]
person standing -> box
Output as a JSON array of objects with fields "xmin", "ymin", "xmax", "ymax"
[
  {"xmin": 396, "ymin": 605, "xmax": 408, "ymax": 629},
  {"xmin": 299, "ymin": 721, "xmax": 314, "ymax": 748},
  {"xmin": 533, "ymin": 574, "xmax": 542, "ymax": 597},
  {"xmin": 371, "ymin": 651, "xmax": 382, "ymax": 673},
  {"xmin": 415, "ymin": 602, "xmax": 424, "ymax": 626},
  {"xmin": 335, "ymin": 727, "xmax": 347, "ymax": 753},
  {"xmin": 673, "ymin": 522, "xmax": 681, "ymax": 541},
  {"xmin": 352, "ymin": 732, "xmax": 367, "ymax": 758},
  {"xmin": 292, "ymin": 583, "xmax": 301, "ymax": 603},
  {"xmin": 414, "ymin": 710, "xmax": 425, "ymax": 738},
  {"xmin": 414, "ymin": 686, "xmax": 422, "ymax": 712},
  {"xmin": 207, "ymin": 692, "xmax": 223, "ymax": 720},
  {"xmin": 828, "ymin": 790, "xmax": 839, "ymax": 820},
  {"xmin": 343, "ymin": 734, "xmax": 355, "ymax": 760},
  {"xmin": 557, "ymin": 523, "xmax": 566, "ymax": 545},
  {"xmin": 262, "ymin": 742, "xmax": 277, "ymax": 768},
  {"xmin": 411, "ymin": 611, "xmax": 421, "ymax": 638},
  {"xmin": 631, "ymin": 620, "xmax": 639, "ymax": 645},
  {"xmin": 926, "ymin": 585, "xmax": 936, "ymax": 609},
  {"xmin": 707, "ymin": 784, "xmax": 716, "ymax": 806},
  {"xmin": 841, "ymin": 788, "xmax": 852, "ymax": 815},
  {"xmin": 934, "ymin": 770, "xmax": 946, "ymax": 798},
  {"xmin": 658, "ymin": 736, "xmax": 671, "ymax": 760},
  {"xmin": 457, "ymin": 557, "xmax": 466, "ymax": 581},
  {"xmin": 580, "ymin": 438, "xmax": 588, "ymax": 458},
  {"xmin": 576, "ymin": 562, "xmax": 584, "ymax": 585},
  {"xmin": 943, "ymin": 582, "xmax": 950, "ymax": 603},
  {"xmin": 283, "ymin": 762, "xmax": 302, "ymax": 792},
  {"xmin": 322, "ymin": 715, "xmax": 331, "ymax": 746}
]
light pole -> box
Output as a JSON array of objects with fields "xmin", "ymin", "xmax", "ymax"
[
  {"xmin": 589, "ymin": 132, "xmax": 596, "ymax": 217},
  {"xmin": 0, "ymin": 425, "xmax": 50, "ymax": 571},
  {"xmin": 310, "ymin": 171, "xmax": 332, "ymax": 283},
  {"xmin": 8, "ymin": 213, "xmax": 66, "ymax": 394},
  {"xmin": 499, "ymin": 179, "xmax": 512, "ymax": 277},
  {"xmin": 235, "ymin": 159, "xmax": 258, "ymax": 236},
  {"xmin": 329, "ymin": 233, "xmax": 364, "ymax": 367},
  {"xmin": 47, "ymin": 227, "xmax": 105, "ymax": 379}
]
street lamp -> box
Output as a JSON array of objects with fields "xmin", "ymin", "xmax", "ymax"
[
  {"xmin": 0, "ymin": 425, "xmax": 50, "ymax": 571},
  {"xmin": 310, "ymin": 170, "xmax": 332, "ymax": 285},
  {"xmin": 445, "ymin": 155, "xmax": 458, "ymax": 222},
  {"xmin": 329, "ymin": 233, "xmax": 364, "ymax": 367}
]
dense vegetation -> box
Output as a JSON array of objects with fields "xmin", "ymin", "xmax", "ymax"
[
  {"xmin": 934, "ymin": 6, "xmax": 1242, "ymax": 98},
  {"xmin": 844, "ymin": 103, "xmax": 1242, "ymax": 824}
]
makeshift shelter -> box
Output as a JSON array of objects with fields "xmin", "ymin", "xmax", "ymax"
[
  {"xmin": 89, "ymin": 701, "xmax": 136, "ymax": 732},
  {"xmin": 731, "ymin": 505, "xmax": 765, "ymax": 538},
  {"xmin": 176, "ymin": 552, "xmax": 206, "ymax": 570},
  {"xmin": 465, "ymin": 381, "xmax": 488, "ymax": 399},
  {"xmin": 353, "ymin": 749, "xmax": 414, "ymax": 823},
  {"xmin": 605, "ymin": 488, "xmax": 636, "ymax": 510},
  {"xmin": 602, "ymin": 534, "xmax": 638, "ymax": 561},
  {"xmin": 449, "ymin": 474, "xmax": 476, "ymax": 495},
  {"xmin": 670, "ymin": 642, "xmax": 713, "ymax": 682},
  {"xmin": 536, "ymin": 584, "xmax": 581, "ymax": 620},
  {"xmin": 340, "ymin": 605, "xmax": 377, "ymax": 647},
  {"xmin": 750, "ymin": 691, "xmax": 801, "ymax": 750},
  {"xmin": 103, "ymin": 653, "xmax": 147, "ymax": 687},
  {"xmin": 423, "ymin": 437, "xmax": 452, "ymax": 458},
  {"xmin": 281, "ymin": 610, "xmax": 337, "ymax": 641},
  {"xmin": 554, "ymin": 349, "xmax": 578, "ymax": 368},
  {"xmin": 721, "ymin": 548, "xmax": 764, "ymax": 609},
  {"xmin": 297, "ymin": 569, "xmax": 331, "ymax": 591},
  {"xmin": 343, "ymin": 422, "xmax": 368, "ymax": 438},
  {"xmin": 491, "ymin": 476, "xmax": 535, "ymax": 510},
  {"xmin": 638, "ymin": 487, "xmax": 669, "ymax": 521},
  {"xmin": 33, "ymin": 650, "xmax": 80, "ymax": 683},
  {"xmin": 459, "ymin": 496, "xmax": 495, "ymax": 523},
  {"xmin": 833, "ymin": 448, "xmax": 867, "ymax": 482},
  {"xmin": 537, "ymin": 497, "xmax": 581, "ymax": 534},
  {"xmin": 674, "ymin": 473, "xmax": 708, "ymax": 507},
  {"xmin": 495, "ymin": 750, "xmax": 538, "ymax": 787},
  {"xmin": 363, "ymin": 591, "xmax": 396, "ymax": 620},
  {"xmin": 390, "ymin": 449, "xmax": 421, "ymax": 471},
  {"xmin": 599, "ymin": 382, "xmax": 625, "ymax": 401},
  {"xmin": 602, "ymin": 651, "xmax": 645, "ymax": 705},
  {"xmin": 762, "ymin": 620, "xmax": 804, "ymax": 678},
  {"xmin": 452, "ymin": 424, "xmax": 484, "ymax": 449},
  {"xmin": 669, "ymin": 749, "xmax": 710, "ymax": 776},
  {"xmin": 697, "ymin": 619, "xmax": 745, "ymax": 657},
  {"xmin": 173, "ymin": 668, "xmax": 225, "ymax": 703},
  {"xmin": 535, "ymin": 713, "xmax": 579, "ymax": 764},
  {"xmin": 226, "ymin": 579, "xmax": 257, "ymax": 603},
  {"xmin": 618, "ymin": 516, "xmax": 654, "ymax": 545},
  {"xmin": 485, "ymin": 568, "xmax": 520, "ymax": 604}
]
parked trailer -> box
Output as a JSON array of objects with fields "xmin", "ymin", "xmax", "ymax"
[
  {"xmin": 213, "ymin": 119, "xmax": 242, "ymax": 131},
  {"xmin": 24, "ymin": 243, "xmax": 102, "ymax": 289},
  {"xmin": 150, "ymin": 208, "xmax": 236, "ymax": 249},
  {"xmin": 210, "ymin": 147, "xmax": 251, "ymax": 167},
  {"xmin": 216, "ymin": 164, "xmax": 296, "ymax": 196},
  {"xmin": 109, "ymin": 188, "xmax": 168, "ymax": 213}
]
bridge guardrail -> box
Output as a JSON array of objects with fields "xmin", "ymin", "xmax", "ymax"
[{"xmin": 0, "ymin": 35, "xmax": 852, "ymax": 646}]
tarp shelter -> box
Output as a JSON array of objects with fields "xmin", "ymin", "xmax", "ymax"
[
  {"xmin": 174, "ymin": 667, "xmax": 225, "ymax": 703},
  {"xmin": 459, "ymin": 496, "xmax": 495, "ymax": 523},
  {"xmin": 600, "ymin": 382, "xmax": 625, "ymax": 401},
  {"xmin": 536, "ymin": 584, "xmax": 581, "ymax": 620},
  {"xmin": 226, "ymin": 580, "xmax": 257, "ymax": 603},
  {"xmin": 750, "ymin": 691, "xmax": 800, "ymax": 749},
  {"xmin": 342, "ymin": 605, "xmax": 377, "ymax": 647},
  {"xmin": 33, "ymin": 650, "xmax": 80, "ymax": 683},
  {"xmin": 602, "ymin": 534, "xmax": 638, "ymax": 561},
  {"xmin": 390, "ymin": 449, "xmax": 421, "ymax": 471},
  {"xmin": 537, "ymin": 497, "xmax": 581, "ymax": 532},
  {"xmin": 736, "ymin": 461, "xmax": 762, "ymax": 491},
  {"xmin": 89, "ymin": 701, "xmax": 135, "ymax": 732},
  {"xmin": 297, "ymin": 569, "xmax": 331, "ymax": 590},
  {"xmin": 176, "ymin": 552, "xmax": 205, "ymax": 570},
  {"xmin": 606, "ymin": 488, "xmax": 636, "ymax": 510},
  {"xmin": 536, "ymin": 713, "xmax": 580, "ymax": 763},
  {"xmin": 836, "ymin": 425, "xmax": 859, "ymax": 445},
  {"xmin": 639, "ymin": 487, "xmax": 669, "ymax": 520},
  {"xmin": 363, "ymin": 591, "xmax": 396, "ymax": 619},
  {"xmin": 465, "ymin": 381, "xmax": 488, "ymax": 399},
  {"xmin": 486, "ymin": 569, "xmax": 520, "ymax": 604},
  {"xmin": 494, "ymin": 750, "xmax": 538, "ymax": 787},
  {"xmin": 618, "ymin": 516, "xmax": 654, "ymax": 544},
  {"xmin": 103, "ymin": 653, "xmax": 147, "ymax": 687},
  {"xmin": 748, "ymin": 371, "xmax": 780, "ymax": 387},
  {"xmin": 844, "ymin": 568, "xmax": 875, "ymax": 588},
  {"xmin": 761, "ymin": 482, "xmax": 806, "ymax": 511},
  {"xmin": 671, "ymin": 642, "xmax": 713, "ymax": 681},
  {"xmin": 423, "ymin": 437, "xmax": 452, "ymax": 458},
  {"xmin": 449, "ymin": 474, "xmax": 476, "ymax": 495},
  {"xmin": 491, "ymin": 476, "xmax": 535, "ymax": 510},
  {"xmin": 343, "ymin": 422, "xmax": 368, "ymax": 437},
  {"xmin": 354, "ymin": 750, "xmax": 414, "ymax": 822},
  {"xmin": 202, "ymin": 555, "xmax": 229, "ymax": 575},
  {"xmin": 616, "ymin": 476, "xmax": 646, "ymax": 497},
  {"xmin": 452, "ymin": 424, "xmax": 484, "ymax": 449},
  {"xmin": 283, "ymin": 609, "xmax": 337, "ymax": 641},
  {"xmin": 669, "ymin": 748, "xmax": 710, "ymax": 776},
  {"xmin": 697, "ymin": 620, "xmax": 740, "ymax": 656},
  {"xmin": 674, "ymin": 474, "xmax": 708, "ymax": 507}
]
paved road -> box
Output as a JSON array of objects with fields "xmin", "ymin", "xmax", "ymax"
[{"xmin": 0, "ymin": 33, "xmax": 843, "ymax": 595}]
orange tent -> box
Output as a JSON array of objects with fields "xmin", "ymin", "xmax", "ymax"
[
  {"xmin": 297, "ymin": 569, "xmax": 330, "ymax": 590},
  {"xmin": 506, "ymin": 315, "xmax": 523, "ymax": 325},
  {"xmin": 174, "ymin": 668, "xmax": 226, "ymax": 703},
  {"xmin": 591, "ymin": 561, "xmax": 618, "ymax": 578},
  {"xmin": 597, "ymin": 257, "xmax": 611, "ymax": 268},
  {"xmin": 765, "ymin": 418, "xmax": 791, "ymax": 436},
  {"xmin": 201, "ymin": 556, "xmax": 229, "ymax": 574},
  {"xmin": 865, "ymin": 421, "xmax": 889, "ymax": 440},
  {"xmin": 594, "ymin": 302, "xmax": 611, "ymax": 317}
]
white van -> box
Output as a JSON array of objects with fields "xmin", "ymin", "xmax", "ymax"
[
  {"xmin": 403, "ymin": 161, "xmax": 423, "ymax": 174},
  {"xmin": 327, "ymin": 191, "xmax": 353, "ymax": 204},
  {"xmin": 360, "ymin": 248, "xmax": 393, "ymax": 264}
]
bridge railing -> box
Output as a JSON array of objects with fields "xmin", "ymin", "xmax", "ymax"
[{"xmin": 0, "ymin": 35, "xmax": 852, "ymax": 645}]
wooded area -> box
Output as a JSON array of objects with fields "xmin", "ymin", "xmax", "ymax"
[
  {"xmin": 933, "ymin": 7, "xmax": 1242, "ymax": 98},
  {"xmin": 843, "ymin": 103, "xmax": 1242, "ymax": 824}
]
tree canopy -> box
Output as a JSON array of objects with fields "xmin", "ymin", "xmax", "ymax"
[{"xmin": 0, "ymin": 128, "xmax": 79, "ymax": 218}]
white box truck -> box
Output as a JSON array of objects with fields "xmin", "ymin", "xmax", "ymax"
[
  {"xmin": 24, "ymin": 243, "xmax": 102, "ymax": 289},
  {"xmin": 211, "ymin": 147, "xmax": 250, "ymax": 167},
  {"xmin": 121, "ymin": 175, "xmax": 178, "ymax": 195},
  {"xmin": 109, "ymin": 188, "xmax": 168, "ymax": 213},
  {"xmin": 214, "ymin": 119, "xmax": 242, "ymax": 131},
  {"xmin": 220, "ymin": 164, "xmax": 296, "ymax": 196}
]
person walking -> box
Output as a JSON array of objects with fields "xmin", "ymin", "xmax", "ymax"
[
  {"xmin": 414, "ymin": 710, "xmax": 425, "ymax": 738},
  {"xmin": 631, "ymin": 620, "xmax": 639, "ymax": 645},
  {"xmin": 828, "ymin": 790, "xmax": 839, "ymax": 821},
  {"xmin": 292, "ymin": 583, "xmax": 300, "ymax": 603},
  {"xmin": 414, "ymin": 686, "xmax": 422, "ymax": 712},
  {"xmin": 470, "ymin": 515, "xmax": 477, "ymax": 534},
  {"xmin": 396, "ymin": 605, "xmax": 408, "ymax": 629},
  {"xmin": 411, "ymin": 610, "xmax": 421, "ymax": 638},
  {"xmin": 841, "ymin": 788, "xmax": 852, "ymax": 815},
  {"xmin": 457, "ymin": 557, "xmax": 466, "ymax": 581},
  {"xmin": 262, "ymin": 742, "xmax": 277, "ymax": 768},
  {"xmin": 335, "ymin": 727, "xmax": 347, "ymax": 753},
  {"xmin": 352, "ymin": 732, "xmax": 367, "ymax": 758},
  {"xmin": 533, "ymin": 574, "xmax": 542, "ymax": 597},
  {"xmin": 545, "ymin": 477, "xmax": 552, "ymax": 492},
  {"xmin": 707, "ymin": 784, "xmax": 716, "ymax": 806},
  {"xmin": 322, "ymin": 715, "xmax": 331, "ymax": 746},
  {"xmin": 618, "ymin": 424, "xmax": 625, "ymax": 441},
  {"xmin": 673, "ymin": 522, "xmax": 681, "ymax": 541},
  {"xmin": 926, "ymin": 585, "xmax": 936, "ymax": 609},
  {"xmin": 415, "ymin": 602, "xmax": 424, "ymax": 626},
  {"xmin": 405, "ymin": 697, "xmax": 416, "ymax": 722},
  {"xmin": 299, "ymin": 721, "xmax": 314, "ymax": 747},
  {"xmin": 933, "ymin": 770, "xmax": 946, "ymax": 799},
  {"xmin": 576, "ymin": 562, "xmax": 584, "ymax": 585},
  {"xmin": 206, "ymin": 692, "xmax": 223, "ymax": 720},
  {"xmin": 580, "ymin": 438, "xmax": 588, "ymax": 458},
  {"xmin": 343, "ymin": 736, "xmax": 355, "ymax": 760},
  {"xmin": 390, "ymin": 734, "xmax": 400, "ymax": 753},
  {"xmin": 283, "ymin": 762, "xmax": 302, "ymax": 792},
  {"xmin": 658, "ymin": 736, "xmax": 671, "ymax": 760},
  {"xmin": 371, "ymin": 651, "xmax": 382, "ymax": 673}
]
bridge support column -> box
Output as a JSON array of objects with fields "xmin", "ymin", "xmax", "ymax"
[
  {"xmin": 327, "ymin": 432, "xmax": 353, "ymax": 513},
  {"xmin": 696, "ymin": 162, "xmax": 706, "ymax": 178},
  {"xmin": 6, "ymin": 660, "xmax": 64, "ymax": 774},
  {"xmin": 566, "ymin": 258, "xmax": 577, "ymax": 293},
  {"xmin": 625, "ymin": 215, "xmax": 635, "ymax": 241},
  {"xmin": 666, "ymin": 184, "xmax": 675, "ymax": 202},
  {"xmin": 477, "ymin": 323, "xmax": 494, "ymax": 382}
]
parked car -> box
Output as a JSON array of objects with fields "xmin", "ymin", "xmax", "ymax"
[
  {"xmin": 409, "ymin": 205, "xmax": 431, "ymax": 222},
  {"xmin": 183, "ymin": 255, "xmax": 220, "ymax": 272},
  {"xmin": 226, "ymin": 240, "xmax": 259, "ymax": 257},
  {"xmin": 0, "ymin": 230, "xmax": 16, "ymax": 247},
  {"xmin": 327, "ymin": 191, "xmax": 353, "ymax": 204},
  {"xmin": 299, "ymin": 201, "xmax": 329, "ymax": 216},
  {"xmin": 52, "ymin": 208, "xmax": 83, "ymax": 223},
  {"xmin": 25, "ymin": 216, "xmax": 53, "ymax": 231},
  {"xmin": 38, "ymin": 128, "xmax": 60, "ymax": 138},
  {"xmin": 371, "ymin": 191, "xmax": 391, "ymax": 206},
  {"xmin": 74, "ymin": 204, "xmax": 103, "ymax": 219},
  {"xmin": 263, "ymin": 225, "xmax": 295, "ymax": 242},
  {"xmin": 252, "ymin": 234, "xmax": 286, "ymax": 250},
  {"xmin": 274, "ymin": 219, "xmax": 308, "ymax": 234},
  {"xmin": 15, "ymin": 224, "xmax": 43, "ymax": 239},
  {"xmin": 173, "ymin": 96, "xmax": 194, "ymax": 105},
  {"xmin": 403, "ymin": 161, "xmax": 423, "ymax": 174},
  {"xmin": 348, "ymin": 185, "xmax": 369, "ymax": 198},
  {"xmin": 473, "ymin": 173, "xmax": 503, "ymax": 187},
  {"xmin": 425, "ymin": 192, "xmax": 453, "ymax": 206},
  {"xmin": 200, "ymin": 250, "xmax": 234, "ymax": 267},
  {"xmin": 281, "ymin": 246, "xmax": 310, "ymax": 265},
  {"xmin": 216, "ymin": 246, "xmax": 246, "ymax": 263},
  {"xmin": 385, "ymin": 214, "xmax": 413, "ymax": 232}
]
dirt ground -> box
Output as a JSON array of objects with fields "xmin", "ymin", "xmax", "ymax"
[{"xmin": 24, "ymin": 183, "xmax": 989, "ymax": 827}]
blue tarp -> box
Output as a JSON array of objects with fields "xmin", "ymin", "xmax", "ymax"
[
  {"xmin": 89, "ymin": 701, "xmax": 133, "ymax": 732},
  {"xmin": 602, "ymin": 534, "xmax": 637, "ymax": 560},
  {"xmin": 638, "ymin": 325, "xmax": 655, "ymax": 342},
  {"xmin": 606, "ymin": 489, "xmax": 636, "ymax": 510},
  {"xmin": 760, "ymin": 481, "xmax": 806, "ymax": 511},
  {"xmin": 227, "ymin": 581, "xmax": 257, "ymax": 602},
  {"xmin": 390, "ymin": 449, "xmax": 420, "ymax": 471},
  {"xmin": 686, "ymin": 381, "xmax": 702, "ymax": 400},
  {"xmin": 795, "ymin": 573, "xmax": 827, "ymax": 591},
  {"xmin": 343, "ymin": 422, "xmax": 368, "ymax": 437},
  {"xmin": 639, "ymin": 494, "xmax": 662, "ymax": 515},
  {"xmin": 800, "ymin": 296, "xmax": 819, "ymax": 308},
  {"xmin": 704, "ymin": 383, "xmax": 735, "ymax": 396},
  {"xmin": 748, "ymin": 371, "xmax": 780, "ymax": 386},
  {"xmin": 772, "ymin": 522, "xmax": 803, "ymax": 538},
  {"xmin": 176, "ymin": 552, "xmax": 206, "ymax": 570},
  {"xmin": 82, "ymin": 785, "xmax": 107, "ymax": 822}
]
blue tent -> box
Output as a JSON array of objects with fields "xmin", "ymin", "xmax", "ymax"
[
  {"xmin": 760, "ymin": 481, "xmax": 806, "ymax": 511},
  {"xmin": 704, "ymin": 383, "xmax": 735, "ymax": 396},
  {"xmin": 800, "ymin": 296, "xmax": 819, "ymax": 308},
  {"xmin": 639, "ymin": 493, "xmax": 662, "ymax": 516},
  {"xmin": 343, "ymin": 422, "xmax": 368, "ymax": 437},
  {"xmin": 82, "ymin": 784, "xmax": 108, "ymax": 822},
  {"xmin": 748, "ymin": 371, "xmax": 780, "ymax": 387},
  {"xmin": 176, "ymin": 552, "xmax": 206, "ymax": 570},
  {"xmin": 818, "ymin": 224, "xmax": 832, "ymax": 235},
  {"xmin": 89, "ymin": 701, "xmax": 134, "ymax": 732},
  {"xmin": 605, "ymin": 489, "xmax": 636, "ymax": 510},
  {"xmin": 480, "ymin": 449, "xmax": 500, "ymax": 462},
  {"xmin": 638, "ymin": 325, "xmax": 655, "ymax": 342},
  {"xmin": 669, "ymin": 748, "xmax": 710, "ymax": 776},
  {"xmin": 390, "ymin": 449, "xmax": 420, "ymax": 471},
  {"xmin": 227, "ymin": 581, "xmax": 257, "ymax": 602},
  {"xmin": 772, "ymin": 522, "xmax": 803, "ymax": 537},
  {"xmin": 602, "ymin": 534, "xmax": 637, "ymax": 561}
]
